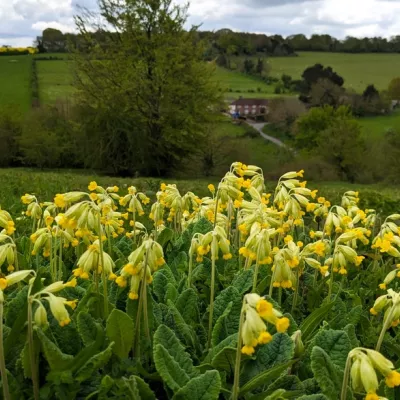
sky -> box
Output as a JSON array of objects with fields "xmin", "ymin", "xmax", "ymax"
[{"xmin": 2, "ymin": 0, "xmax": 400, "ymax": 47}]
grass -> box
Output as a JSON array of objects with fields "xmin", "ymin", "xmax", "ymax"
[
  {"xmin": 359, "ymin": 111, "xmax": 400, "ymax": 140},
  {"xmin": 268, "ymin": 52, "xmax": 400, "ymax": 92},
  {"xmin": 0, "ymin": 168, "xmax": 399, "ymax": 216},
  {"xmin": 0, "ymin": 55, "xmax": 32, "ymax": 112},
  {"xmin": 36, "ymin": 60, "xmax": 75, "ymax": 104}
]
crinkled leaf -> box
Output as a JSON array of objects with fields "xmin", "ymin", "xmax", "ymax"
[
  {"xmin": 131, "ymin": 375, "xmax": 156, "ymax": 400},
  {"xmin": 231, "ymin": 269, "xmax": 254, "ymax": 295},
  {"xmin": 153, "ymin": 324, "xmax": 198, "ymax": 392},
  {"xmin": 211, "ymin": 302, "xmax": 233, "ymax": 346},
  {"xmin": 75, "ymin": 342, "xmax": 114, "ymax": 382},
  {"xmin": 241, "ymin": 333, "xmax": 294, "ymax": 385},
  {"xmin": 239, "ymin": 360, "xmax": 295, "ymax": 395},
  {"xmin": 298, "ymin": 396, "xmax": 329, "ymax": 400},
  {"xmin": 310, "ymin": 346, "xmax": 341, "ymax": 400},
  {"xmin": 153, "ymin": 267, "xmax": 177, "ymax": 303},
  {"xmin": 165, "ymin": 283, "xmax": 178, "ymax": 303},
  {"xmin": 77, "ymin": 311, "xmax": 101, "ymax": 347},
  {"xmin": 36, "ymin": 328, "xmax": 74, "ymax": 371},
  {"xmin": 211, "ymin": 346, "xmax": 237, "ymax": 374},
  {"xmin": 204, "ymin": 333, "xmax": 238, "ymax": 364},
  {"xmin": 314, "ymin": 329, "xmax": 351, "ymax": 369},
  {"xmin": 172, "ymin": 370, "xmax": 221, "ymax": 400},
  {"xmin": 106, "ymin": 309, "xmax": 134, "ymax": 359},
  {"xmin": 175, "ymin": 288, "xmax": 199, "ymax": 324}
]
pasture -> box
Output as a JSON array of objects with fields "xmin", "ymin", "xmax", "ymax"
[
  {"xmin": 36, "ymin": 60, "xmax": 75, "ymax": 104},
  {"xmin": 0, "ymin": 55, "xmax": 32, "ymax": 112},
  {"xmin": 268, "ymin": 52, "xmax": 400, "ymax": 92}
]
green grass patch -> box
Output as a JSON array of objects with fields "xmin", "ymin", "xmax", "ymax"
[
  {"xmin": 0, "ymin": 55, "xmax": 32, "ymax": 112},
  {"xmin": 0, "ymin": 168, "xmax": 399, "ymax": 216},
  {"xmin": 268, "ymin": 52, "xmax": 400, "ymax": 92},
  {"xmin": 359, "ymin": 111, "xmax": 400, "ymax": 140},
  {"xmin": 36, "ymin": 60, "xmax": 75, "ymax": 104}
]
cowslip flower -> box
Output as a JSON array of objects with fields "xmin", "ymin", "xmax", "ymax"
[
  {"xmin": 241, "ymin": 293, "xmax": 290, "ymax": 355},
  {"xmin": 347, "ymin": 348, "xmax": 400, "ymax": 399}
]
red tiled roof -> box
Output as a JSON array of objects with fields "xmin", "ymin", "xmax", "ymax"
[{"xmin": 231, "ymin": 98, "xmax": 269, "ymax": 106}]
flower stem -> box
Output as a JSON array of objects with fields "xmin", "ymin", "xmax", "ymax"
[
  {"xmin": 27, "ymin": 299, "xmax": 39, "ymax": 400},
  {"xmin": 252, "ymin": 242, "xmax": 263, "ymax": 292},
  {"xmin": 97, "ymin": 216, "xmax": 109, "ymax": 318},
  {"xmin": 232, "ymin": 298, "xmax": 246, "ymax": 400},
  {"xmin": 291, "ymin": 268, "xmax": 300, "ymax": 314},
  {"xmin": 0, "ymin": 301, "xmax": 10, "ymax": 400},
  {"xmin": 340, "ymin": 353, "xmax": 352, "ymax": 400},
  {"xmin": 207, "ymin": 237, "xmax": 217, "ymax": 351},
  {"xmin": 376, "ymin": 303, "xmax": 396, "ymax": 352},
  {"xmin": 328, "ymin": 252, "xmax": 336, "ymax": 300}
]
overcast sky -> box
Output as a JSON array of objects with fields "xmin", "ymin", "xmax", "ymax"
[{"xmin": 2, "ymin": 0, "xmax": 400, "ymax": 47}]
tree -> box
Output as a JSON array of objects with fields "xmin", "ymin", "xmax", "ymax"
[
  {"xmin": 362, "ymin": 84, "xmax": 379, "ymax": 100},
  {"xmin": 299, "ymin": 64, "xmax": 344, "ymax": 104},
  {"xmin": 243, "ymin": 58, "xmax": 255, "ymax": 74},
  {"xmin": 268, "ymin": 98, "xmax": 306, "ymax": 132},
  {"xmin": 316, "ymin": 117, "xmax": 364, "ymax": 182},
  {"xmin": 388, "ymin": 77, "xmax": 400, "ymax": 100},
  {"xmin": 256, "ymin": 58, "xmax": 264, "ymax": 75},
  {"xmin": 72, "ymin": 0, "xmax": 222, "ymax": 176},
  {"xmin": 42, "ymin": 28, "xmax": 65, "ymax": 52},
  {"xmin": 309, "ymin": 78, "xmax": 345, "ymax": 107},
  {"xmin": 294, "ymin": 105, "xmax": 353, "ymax": 151}
]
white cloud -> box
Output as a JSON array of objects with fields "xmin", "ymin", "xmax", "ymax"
[
  {"xmin": 2, "ymin": 0, "xmax": 400, "ymax": 47},
  {"xmin": 31, "ymin": 20, "xmax": 76, "ymax": 33}
]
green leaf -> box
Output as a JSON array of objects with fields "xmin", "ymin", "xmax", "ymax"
[
  {"xmin": 300, "ymin": 302, "xmax": 335, "ymax": 342},
  {"xmin": 36, "ymin": 328, "xmax": 74, "ymax": 371},
  {"xmin": 343, "ymin": 324, "xmax": 359, "ymax": 349},
  {"xmin": 239, "ymin": 360, "xmax": 296, "ymax": 395},
  {"xmin": 5, "ymin": 286, "xmax": 28, "ymax": 327},
  {"xmin": 175, "ymin": 288, "xmax": 199, "ymax": 324},
  {"xmin": 121, "ymin": 376, "xmax": 140, "ymax": 398},
  {"xmin": 213, "ymin": 286, "xmax": 241, "ymax": 324},
  {"xmin": 204, "ymin": 333, "xmax": 238, "ymax": 364},
  {"xmin": 165, "ymin": 283, "xmax": 179, "ymax": 303},
  {"xmin": 231, "ymin": 269, "xmax": 254, "ymax": 295},
  {"xmin": 106, "ymin": 309, "xmax": 134, "ymax": 359},
  {"xmin": 264, "ymin": 389, "xmax": 286, "ymax": 400},
  {"xmin": 75, "ymin": 342, "xmax": 114, "ymax": 382},
  {"xmin": 153, "ymin": 267, "xmax": 177, "ymax": 303},
  {"xmin": 131, "ymin": 376, "xmax": 156, "ymax": 400},
  {"xmin": 157, "ymin": 227, "xmax": 174, "ymax": 249},
  {"xmin": 211, "ymin": 302, "xmax": 233, "ymax": 346},
  {"xmin": 166, "ymin": 300, "xmax": 197, "ymax": 350},
  {"xmin": 77, "ymin": 311, "xmax": 102, "ymax": 347},
  {"xmin": 298, "ymin": 396, "xmax": 329, "ymax": 400},
  {"xmin": 153, "ymin": 324, "xmax": 198, "ymax": 392},
  {"xmin": 154, "ymin": 345, "xmax": 192, "ymax": 392},
  {"xmin": 241, "ymin": 333, "xmax": 294, "ymax": 385},
  {"xmin": 314, "ymin": 329, "xmax": 351, "ymax": 369},
  {"xmin": 310, "ymin": 346, "xmax": 342, "ymax": 400},
  {"xmin": 172, "ymin": 370, "xmax": 221, "ymax": 400},
  {"xmin": 211, "ymin": 346, "xmax": 237, "ymax": 374},
  {"xmin": 264, "ymin": 375, "xmax": 305, "ymax": 398}
]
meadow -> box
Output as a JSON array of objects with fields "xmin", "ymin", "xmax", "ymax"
[
  {"xmin": 1, "ymin": 163, "xmax": 400, "ymax": 400},
  {"xmin": 0, "ymin": 55, "xmax": 32, "ymax": 112},
  {"xmin": 269, "ymin": 52, "xmax": 400, "ymax": 92},
  {"xmin": 36, "ymin": 60, "xmax": 74, "ymax": 104}
]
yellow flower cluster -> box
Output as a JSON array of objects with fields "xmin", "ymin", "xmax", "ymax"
[
  {"xmin": 241, "ymin": 293, "xmax": 290, "ymax": 355},
  {"xmin": 348, "ymin": 348, "xmax": 400, "ymax": 399}
]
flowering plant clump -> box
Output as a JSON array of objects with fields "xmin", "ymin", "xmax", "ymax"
[{"xmin": 0, "ymin": 163, "xmax": 399, "ymax": 400}]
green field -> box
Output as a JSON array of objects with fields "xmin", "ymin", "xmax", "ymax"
[
  {"xmin": 269, "ymin": 52, "xmax": 400, "ymax": 92},
  {"xmin": 360, "ymin": 111, "xmax": 400, "ymax": 139},
  {"xmin": 0, "ymin": 55, "xmax": 32, "ymax": 111},
  {"xmin": 37, "ymin": 60, "xmax": 75, "ymax": 104},
  {"xmin": 0, "ymin": 168, "xmax": 398, "ymax": 216}
]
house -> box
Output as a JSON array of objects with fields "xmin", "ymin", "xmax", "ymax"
[{"xmin": 229, "ymin": 98, "xmax": 269, "ymax": 116}]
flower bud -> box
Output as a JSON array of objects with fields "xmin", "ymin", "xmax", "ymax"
[{"xmin": 291, "ymin": 330, "xmax": 304, "ymax": 358}]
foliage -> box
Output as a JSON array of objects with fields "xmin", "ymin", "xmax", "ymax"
[
  {"xmin": 0, "ymin": 163, "xmax": 400, "ymax": 399},
  {"xmin": 71, "ymin": 0, "xmax": 223, "ymax": 176}
]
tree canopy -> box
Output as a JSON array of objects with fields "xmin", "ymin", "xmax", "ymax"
[{"xmin": 72, "ymin": 0, "xmax": 223, "ymax": 176}]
